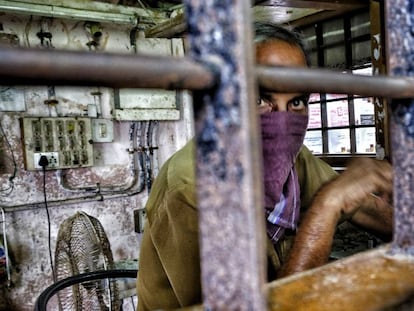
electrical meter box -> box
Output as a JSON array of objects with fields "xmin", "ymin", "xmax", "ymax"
[
  {"xmin": 114, "ymin": 38, "xmax": 184, "ymax": 121},
  {"xmin": 21, "ymin": 117, "xmax": 93, "ymax": 170}
]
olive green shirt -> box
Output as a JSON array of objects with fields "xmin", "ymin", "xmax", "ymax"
[{"xmin": 137, "ymin": 139, "xmax": 337, "ymax": 311}]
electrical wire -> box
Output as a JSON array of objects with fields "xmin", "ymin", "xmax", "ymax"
[
  {"xmin": 41, "ymin": 164, "xmax": 57, "ymax": 283},
  {"xmin": 0, "ymin": 207, "xmax": 11, "ymax": 288},
  {"xmin": 149, "ymin": 120, "xmax": 159, "ymax": 178},
  {"xmin": 0, "ymin": 120, "xmax": 17, "ymax": 196},
  {"xmin": 136, "ymin": 0, "xmax": 156, "ymax": 25},
  {"xmin": 130, "ymin": 296, "xmax": 136, "ymax": 310},
  {"xmin": 143, "ymin": 121, "xmax": 152, "ymax": 193}
]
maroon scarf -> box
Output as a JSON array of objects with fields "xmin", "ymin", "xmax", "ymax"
[{"xmin": 260, "ymin": 112, "xmax": 308, "ymax": 243}]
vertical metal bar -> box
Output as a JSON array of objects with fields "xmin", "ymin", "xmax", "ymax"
[
  {"xmin": 371, "ymin": 0, "xmax": 389, "ymax": 160},
  {"xmin": 386, "ymin": 0, "xmax": 414, "ymax": 255},
  {"xmin": 183, "ymin": 1, "xmax": 266, "ymax": 310}
]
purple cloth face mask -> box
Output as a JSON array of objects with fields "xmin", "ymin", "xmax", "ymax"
[{"xmin": 260, "ymin": 112, "xmax": 308, "ymax": 243}]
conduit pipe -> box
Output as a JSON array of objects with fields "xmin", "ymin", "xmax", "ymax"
[
  {"xmin": 0, "ymin": 122, "xmax": 151, "ymax": 211},
  {"xmin": 0, "ymin": 46, "xmax": 216, "ymax": 90},
  {"xmin": 0, "ymin": 0, "xmax": 165, "ymax": 26},
  {"xmin": 1, "ymin": 46, "xmax": 414, "ymax": 99},
  {"xmin": 59, "ymin": 122, "xmax": 145, "ymax": 193}
]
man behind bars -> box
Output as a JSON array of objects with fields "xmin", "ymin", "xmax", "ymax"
[{"xmin": 136, "ymin": 22, "xmax": 393, "ymax": 310}]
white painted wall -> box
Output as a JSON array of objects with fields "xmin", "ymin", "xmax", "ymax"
[{"xmin": 0, "ymin": 13, "xmax": 193, "ymax": 310}]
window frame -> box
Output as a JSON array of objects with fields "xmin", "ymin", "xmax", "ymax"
[{"xmin": 298, "ymin": 7, "xmax": 388, "ymax": 169}]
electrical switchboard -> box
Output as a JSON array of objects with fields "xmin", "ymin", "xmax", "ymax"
[{"xmin": 22, "ymin": 117, "xmax": 93, "ymax": 170}]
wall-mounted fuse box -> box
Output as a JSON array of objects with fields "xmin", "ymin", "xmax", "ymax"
[
  {"xmin": 114, "ymin": 38, "xmax": 184, "ymax": 121},
  {"xmin": 21, "ymin": 117, "xmax": 93, "ymax": 170}
]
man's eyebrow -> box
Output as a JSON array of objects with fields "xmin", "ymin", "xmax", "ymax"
[
  {"xmin": 258, "ymin": 88, "xmax": 271, "ymax": 95},
  {"xmin": 290, "ymin": 94, "xmax": 310, "ymax": 102}
]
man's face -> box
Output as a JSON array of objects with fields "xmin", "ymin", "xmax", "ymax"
[{"xmin": 255, "ymin": 39, "xmax": 309, "ymax": 116}]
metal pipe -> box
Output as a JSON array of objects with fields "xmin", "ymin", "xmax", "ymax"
[
  {"xmin": 0, "ymin": 184, "xmax": 143, "ymax": 212},
  {"xmin": 0, "ymin": 0, "xmax": 164, "ymax": 26},
  {"xmin": 0, "ymin": 46, "xmax": 216, "ymax": 90},
  {"xmin": 256, "ymin": 65, "xmax": 414, "ymax": 98},
  {"xmin": 184, "ymin": 0, "xmax": 266, "ymax": 310},
  {"xmin": 386, "ymin": 0, "xmax": 414, "ymax": 256},
  {"xmin": 144, "ymin": 12, "xmax": 186, "ymax": 38},
  {"xmin": 2, "ymin": 45, "xmax": 414, "ymax": 98}
]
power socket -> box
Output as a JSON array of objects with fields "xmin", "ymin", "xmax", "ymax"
[
  {"xmin": 33, "ymin": 152, "xmax": 59, "ymax": 170},
  {"xmin": 22, "ymin": 117, "xmax": 94, "ymax": 170},
  {"xmin": 133, "ymin": 209, "xmax": 147, "ymax": 233}
]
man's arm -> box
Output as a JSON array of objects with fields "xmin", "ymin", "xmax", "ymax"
[{"xmin": 278, "ymin": 158, "xmax": 393, "ymax": 278}]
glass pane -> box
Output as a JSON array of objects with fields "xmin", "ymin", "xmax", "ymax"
[
  {"xmin": 353, "ymin": 67, "xmax": 372, "ymax": 96},
  {"xmin": 309, "ymin": 93, "xmax": 321, "ymax": 103},
  {"xmin": 323, "ymin": 19, "xmax": 344, "ymax": 45},
  {"xmin": 326, "ymin": 93, "xmax": 347, "ymax": 101},
  {"xmin": 310, "ymin": 52, "xmax": 318, "ymax": 68},
  {"xmin": 324, "ymin": 46, "xmax": 346, "ymax": 68},
  {"xmin": 351, "ymin": 11, "xmax": 370, "ymax": 37},
  {"xmin": 328, "ymin": 129, "xmax": 350, "ymax": 153},
  {"xmin": 308, "ymin": 103, "xmax": 321, "ymax": 129},
  {"xmin": 327, "ymin": 99, "xmax": 349, "ymax": 127},
  {"xmin": 353, "ymin": 67, "xmax": 372, "ymax": 76},
  {"xmin": 354, "ymin": 97, "xmax": 375, "ymax": 126},
  {"xmin": 302, "ymin": 26, "xmax": 317, "ymax": 50},
  {"xmin": 352, "ymin": 40, "xmax": 371, "ymax": 66},
  {"xmin": 304, "ymin": 130, "xmax": 323, "ymax": 154},
  {"xmin": 356, "ymin": 127, "xmax": 376, "ymax": 153}
]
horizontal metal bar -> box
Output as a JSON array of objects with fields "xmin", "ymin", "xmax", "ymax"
[
  {"xmin": 267, "ymin": 245, "xmax": 414, "ymax": 311},
  {"xmin": 255, "ymin": 0, "xmax": 368, "ymax": 10},
  {"xmin": 0, "ymin": 1, "xmax": 134, "ymax": 24},
  {"xmin": 256, "ymin": 65, "xmax": 414, "ymax": 98},
  {"xmin": 1, "ymin": 46, "xmax": 414, "ymax": 99},
  {"xmin": 0, "ymin": 46, "xmax": 216, "ymax": 90}
]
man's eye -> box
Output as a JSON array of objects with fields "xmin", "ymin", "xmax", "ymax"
[
  {"xmin": 256, "ymin": 96, "xmax": 271, "ymax": 107},
  {"xmin": 289, "ymin": 96, "xmax": 308, "ymax": 111}
]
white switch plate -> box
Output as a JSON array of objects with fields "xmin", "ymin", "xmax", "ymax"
[
  {"xmin": 22, "ymin": 117, "xmax": 93, "ymax": 170},
  {"xmin": 91, "ymin": 119, "xmax": 114, "ymax": 143},
  {"xmin": 33, "ymin": 152, "xmax": 59, "ymax": 170}
]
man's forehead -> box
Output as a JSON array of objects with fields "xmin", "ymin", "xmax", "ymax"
[{"xmin": 255, "ymin": 40, "xmax": 307, "ymax": 68}]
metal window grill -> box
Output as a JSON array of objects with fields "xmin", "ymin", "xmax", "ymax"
[{"xmin": 0, "ymin": 1, "xmax": 413, "ymax": 310}]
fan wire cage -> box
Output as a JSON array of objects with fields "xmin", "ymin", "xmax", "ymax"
[{"xmin": 53, "ymin": 211, "xmax": 120, "ymax": 311}]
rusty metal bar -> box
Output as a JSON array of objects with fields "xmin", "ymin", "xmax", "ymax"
[
  {"xmin": 386, "ymin": 0, "xmax": 414, "ymax": 255},
  {"xmin": 3, "ymin": 46, "xmax": 414, "ymax": 99},
  {"xmin": 256, "ymin": 65, "xmax": 414, "ymax": 98},
  {"xmin": 184, "ymin": 0, "xmax": 266, "ymax": 310},
  {"xmin": 0, "ymin": 46, "xmax": 216, "ymax": 90},
  {"xmin": 266, "ymin": 246, "xmax": 414, "ymax": 310}
]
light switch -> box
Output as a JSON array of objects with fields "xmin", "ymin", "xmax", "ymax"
[{"xmin": 92, "ymin": 119, "xmax": 114, "ymax": 143}]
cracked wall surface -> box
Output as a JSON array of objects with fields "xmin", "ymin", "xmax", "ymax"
[{"xmin": 0, "ymin": 13, "xmax": 193, "ymax": 311}]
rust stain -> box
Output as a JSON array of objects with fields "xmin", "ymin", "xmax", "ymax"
[{"xmin": 267, "ymin": 246, "xmax": 414, "ymax": 311}]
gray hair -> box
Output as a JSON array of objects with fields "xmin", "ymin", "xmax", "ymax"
[{"xmin": 254, "ymin": 21, "xmax": 311, "ymax": 66}]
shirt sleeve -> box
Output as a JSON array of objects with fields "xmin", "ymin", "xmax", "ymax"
[
  {"xmin": 295, "ymin": 145, "xmax": 338, "ymax": 211},
  {"xmin": 138, "ymin": 140, "xmax": 201, "ymax": 310}
]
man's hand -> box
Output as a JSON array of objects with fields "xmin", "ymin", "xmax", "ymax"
[
  {"xmin": 320, "ymin": 158, "xmax": 393, "ymax": 221},
  {"xmin": 278, "ymin": 158, "xmax": 393, "ymax": 278}
]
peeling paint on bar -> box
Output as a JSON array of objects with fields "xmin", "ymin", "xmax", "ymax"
[
  {"xmin": 386, "ymin": 0, "xmax": 414, "ymax": 255},
  {"xmin": 184, "ymin": 1, "xmax": 266, "ymax": 310}
]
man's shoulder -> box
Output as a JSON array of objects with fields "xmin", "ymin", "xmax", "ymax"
[
  {"xmin": 297, "ymin": 145, "xmax": 330, "ymax": 169},
  {"xmin": 297, "ymin": 144, "xmax": 316, "ymax": 160},
  {"xmin": 295, "ymin": 144, "xmax": 338, "ymax": 208},
  {"xmin": 166, "ymin": 138, "xmax": 196, "ymax": 185}
]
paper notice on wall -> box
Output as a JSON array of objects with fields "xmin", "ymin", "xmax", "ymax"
[{"xmin": 0, "ymin": 87, "xmax": 26, "ymax": 111}]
